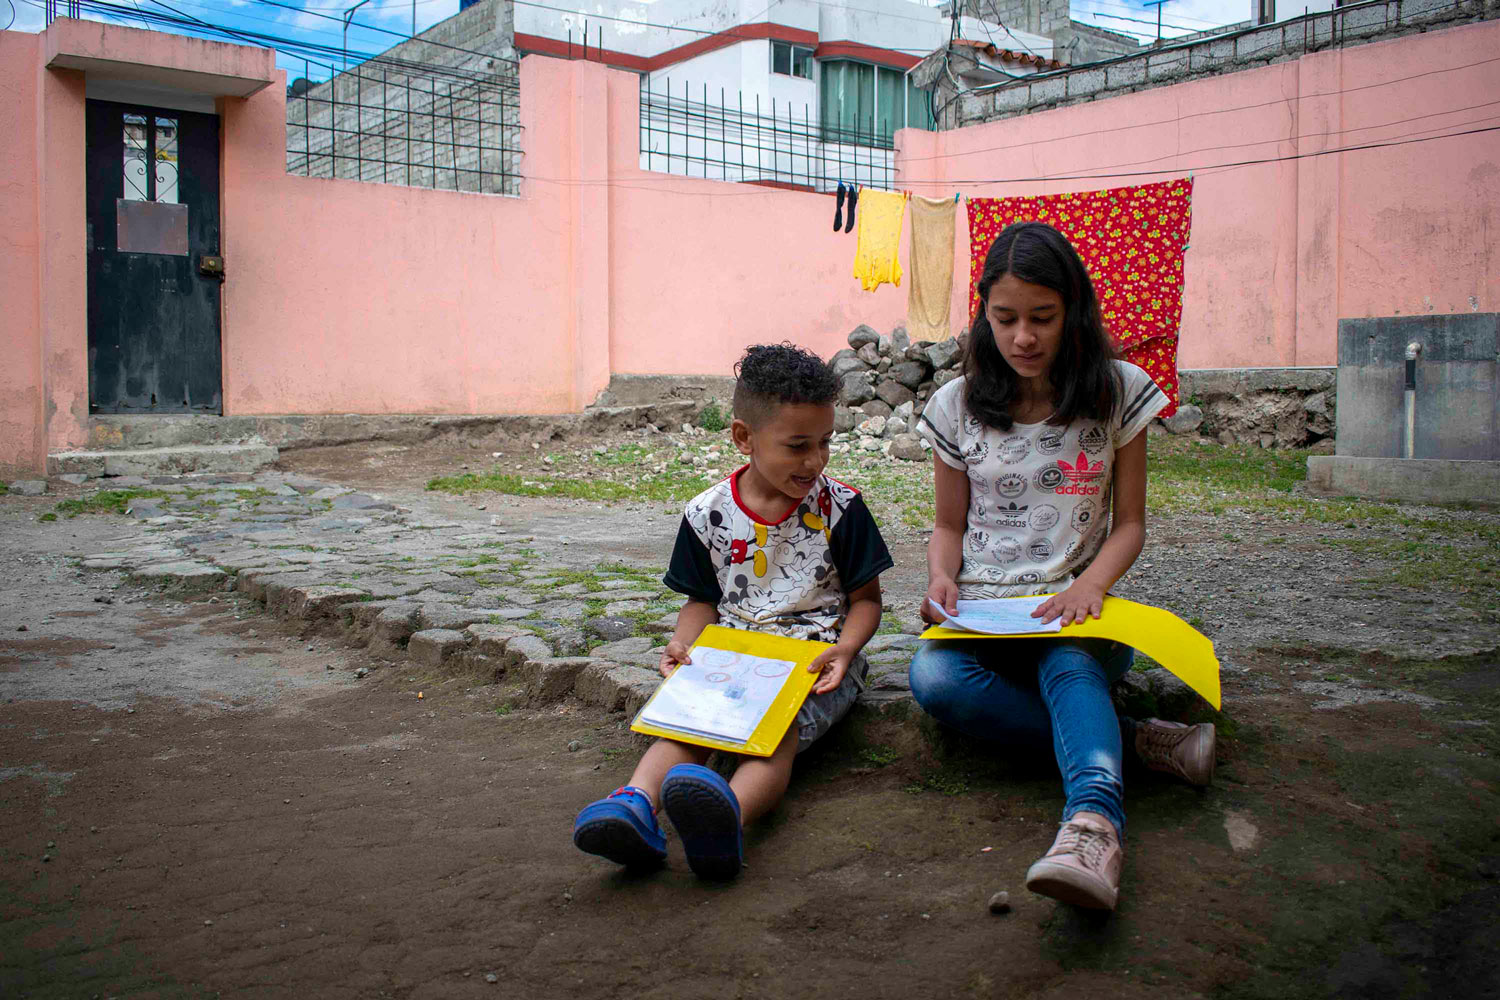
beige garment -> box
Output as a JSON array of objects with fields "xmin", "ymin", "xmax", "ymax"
[{"xmin": 906, "ymin": 195, "xmax": 958, "ymax": 343}]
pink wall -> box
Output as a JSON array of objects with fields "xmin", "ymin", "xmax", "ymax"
[
  {"xmin": 0, "ymin": 33, "xmax": 44, "ymax": 470},
  {"xmin": 902, "ymin": 20, "xmax": 1500, "ymax": 367},
  {"xmin": 6, "ymin": 18, "xmax": 1498, "ymax": 472}
]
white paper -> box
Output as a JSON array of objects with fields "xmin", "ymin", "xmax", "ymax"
[
  {"xmin": 638, "ymin": 646, "xmax": 798, "ymax": 744},
  {"xmin": 929, "ymin": 596, "xmax": 1063, "ymax": 635}
]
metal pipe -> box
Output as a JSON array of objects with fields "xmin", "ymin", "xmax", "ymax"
[
  {"xmin": 342, "ymin": 0, "xmax": 372, "ymax": 72},
  {"xmin": 1404, "ymin": 341, "xmax": 1422, "ymax": 459}
]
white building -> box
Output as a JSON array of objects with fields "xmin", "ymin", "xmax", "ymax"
[{"xmin": 512, "ymin": 0, "xmax": 1058, "ymax": 188}]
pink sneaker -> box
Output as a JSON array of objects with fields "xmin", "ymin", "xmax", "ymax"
[
  {"xmin": 1024, "ymin": 817, "xmax": 1123, "ymax": 910},
  {"xmin": 1135, "ymin": 719, "xmax": 1216, "ymax": 787}
]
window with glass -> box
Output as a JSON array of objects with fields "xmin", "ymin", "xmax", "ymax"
[
  {"xmin": 771, "ymin": 40, "xmax": 813, "ymax": 80},
  {"xmin": 819, "ymin": 60, "xmax": 935, "ymax": 144},
  {"xmin": 122, "ymin": 113, "xmax": 181, "ymax": 203}
]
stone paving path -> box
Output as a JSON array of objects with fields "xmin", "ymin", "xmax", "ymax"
[{"xmin": 69, "ymin": 472, "xmax": 995, "ymax": 727}]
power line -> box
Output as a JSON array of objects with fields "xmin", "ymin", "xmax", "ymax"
[{"xmin": 906, "ymin": 52, "xmax": 1500, "ymax": 163}]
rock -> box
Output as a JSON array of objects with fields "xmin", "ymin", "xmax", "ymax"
[
  {"xmin": 855, "ymin": 343, "xmax": 882, "ymax": 367},
  {"xmin": 839, "ymin": 372, "xmax": 875, "ymax": 407},
  {"xmin": 885, "ymin": 416, "xmax": 908, "ymax": 437},
  {"xmin": 1143, "ymin": 667, "xmax": 1200, "ymax": 717},
  {"xmin": 876, "ymin": 359, "xmax": 891, "ymax": 373},
  {"xmin": 988, "ymin": 891, "xmax": 1011, "ymax": 914},
  {"xmin": 877, "ymin": 333, "xmax": 893, "ymax": 356},
  {"xmin": 514, "ymin": 656, "xmax": 594, "ymax": 705},
  {"xmin": 286, "ymin": 586, "xmax": 368, "ymax": 621},
  {"xmin": 875, "ymin": 381, "xmax": 917, "ymax": 409},
  {"xmin": 904, "ymin": 343, "xmax": 931, "ymax": 363},
  {"xmin": 890, "ymin": 326, "xmax": 911, "ymax": 356},
  {"xmin": 408, "ymin": 629, "xmax": 469, "ymax": 668},
  {"xmin": 888, "ymin": 360, "xmax": 928, "ymax": 390},
  {"xmin": 486, "ymin": 973, "xmax": 499, "ymax": 984},
  {"xmin": 857, "ymin": 416, "xmax": 888, "ymax": 438},
  {"xmin": 332, "ymin": 492, "xmax": 395, "ymax": 511},
  {"xmin": 933, "ymin": 369, "xmax": 960, "ymax": 388},
  {"xmin": 859, "ymin": 436, "xmax": 882, "ymax": 452},
  {"xmin": 585, "ymin": 616, "xmax": 636, "ymax": 642},
  {"xmin": 890, "ymin": 433, "xmax": 927, "ymax": 461},
  {"xmin": 892, "ymin": 400, "xmax": 915, "ymax": 426},
  {"xmin": 1162, "ymin": 403, "xmax": 1204, "ymax": 435},
  {"xmin": 574, "ymin": 661, "xmax": 661, "ymax": 711},
  {"xmin": 833, "ymin": 407, "xmax": 857, "ymax": 433},
  {"xmin": 830, "ymin": 354, "xmax": 871, "ymax": 379},
  {"xmin": 925, "ymin": 338, "xmax": 962, "ymax": 370},
  {"xmin": 129, "ymin": 561, "xmax": 228, "ymax": 593},
  {"xmin": 57, "ymin": 474, "xmax": 89, "ymax": 486},
  {"xmin": 549, "ymin": 625, "xmax": 588, "ymax": 656},
  {"xmin": 860, "ymin": 399, "xmax": 893, "ymax": 420},
  {"xmin": 847, "ymin": 324, "xmax": 880, "ymax": 350}
]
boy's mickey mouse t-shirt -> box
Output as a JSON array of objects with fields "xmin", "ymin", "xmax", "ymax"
[
  {"xmin": 918, "ymin": 360, "xmax": 1167, "ymax": 600},
  {"xmin": 664, "ymin": 469, "xmax": 894, "ymax": 643}
]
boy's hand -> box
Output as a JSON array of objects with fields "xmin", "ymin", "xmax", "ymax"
[
  {"xmin": 658, "ymin": 640, "xmax": 692, "ymax": 678},
  {"xmin": 808, "ymin": 645, "xmax": 855, "ymax": 695},
  {"xmin": 1032, "ymin": 580, "xmax": 1107, "ymax": 626},
  {"xmin": 921, "ymin": 578, "xmax": 959, "ymax": 624}
]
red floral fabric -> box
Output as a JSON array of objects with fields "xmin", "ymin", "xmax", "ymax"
[{"xmin": 966, "ymin": 179, "xmax": 1193, "ymax": 417}]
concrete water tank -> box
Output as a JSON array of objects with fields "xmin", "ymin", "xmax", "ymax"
[{"xmin": 1308, "ymin": 313, "xmax": 1499, "ymax": 504}]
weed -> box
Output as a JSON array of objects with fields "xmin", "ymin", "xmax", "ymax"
[
  {"xmin": 427, "ymin": 471, "xmax": 715, "ymax": 504},
  {"xmin": 53, "ymin": 489, "xmax": 171, "ymax": 518},
  {"xmin": 697, "ymin": 401, "xmax": 729, "ymax": 433},
  {"xmin": 905, "ymin": 769, "xmax": 971, "ymax": 796},
  {"xmin": 457, "ymin": 554, "xmax": 499, "ymax": 568},
  {"xmin": 0, "ymin": 482, "xmax": 8, "ymax": 497},
  {"xmin": 38, "ymin": 512, "xmax": 57, "ymax": 522},
  {"xmin": 494, "ymin": 701, "xmax": 514, "ymax": 717},
  {"xmin": 860, "ymin": 745, "xmax": 901, "ymax": 767}
]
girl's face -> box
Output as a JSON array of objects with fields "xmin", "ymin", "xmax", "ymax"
[{"xmin": 985, "ymin": 273, "xmax": 1065, "ymax": 382}]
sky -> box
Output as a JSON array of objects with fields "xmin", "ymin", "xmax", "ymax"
[{"xmin": 3, "ymin": 0, "xmax": 1259, "ymax": 82}]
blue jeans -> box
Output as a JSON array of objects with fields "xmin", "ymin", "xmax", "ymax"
[{"xmin": 908, "ymin": 638, "xmax": 1136, "ymax": 838}]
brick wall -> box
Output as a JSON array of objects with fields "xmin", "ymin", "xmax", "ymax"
[{"xmin": 285, "ymin": 0, "xmax": 521, "ymax": 195}]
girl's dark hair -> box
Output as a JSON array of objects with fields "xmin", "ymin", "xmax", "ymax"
[{"xmin": 963, "ymin": 222, "xmax": 1119, "ymax": 431}]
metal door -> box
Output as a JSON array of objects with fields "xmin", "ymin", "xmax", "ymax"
[{"xmin": 86, "ymin": 99, "xmax": 223, "ymax": 414}]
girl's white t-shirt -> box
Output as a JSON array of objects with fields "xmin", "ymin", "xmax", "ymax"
[{"xmin": 917, "ymin": 360, "xmax": 1167, "ymax": 600}]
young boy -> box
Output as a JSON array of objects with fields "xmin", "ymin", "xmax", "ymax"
[{"xmin": 572, "ymin": 343, "xmax": 894, "ymax": 880}]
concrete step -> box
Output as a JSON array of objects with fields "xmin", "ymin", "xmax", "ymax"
[{"xmin": 48, "ymin": 443, "xmax": 278, "ymax": 478}]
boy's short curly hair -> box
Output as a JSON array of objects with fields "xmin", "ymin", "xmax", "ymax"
[{"xmin": 732, "ymin": 343, "xmax": 841, "ymax": 426}]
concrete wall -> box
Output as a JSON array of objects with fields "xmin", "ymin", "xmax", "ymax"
[
  {"xmin": 899, "ymin": 17, "xmax": 1500, "ymax": 370},
  {"xmin": 0, "ymin": 32, "xmax": 44, "ymax": 470}
]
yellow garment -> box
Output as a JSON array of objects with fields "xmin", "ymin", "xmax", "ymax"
[
  {"xmin": 852, "ymin": 189, "xmax": 907, "ymax": 291},
  {"xmin": 906, "ymin": 195, "xmax": 957, "ymax": 342}
]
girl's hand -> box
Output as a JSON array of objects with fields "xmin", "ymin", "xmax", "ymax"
[
  {"xmin": 808, "ymin": 645, "xmax": 854, "ymax": 695},
  {"xmin": 658, "ymin": 640, "xmax": 692, "ymax": 678},
  {"xmin": 921, "ymin": 578, "xmax": 960, "ymax": 624},
  {"xmin": 1032, "ymin": 581, "xmax": 1107, "ymax": 626}
]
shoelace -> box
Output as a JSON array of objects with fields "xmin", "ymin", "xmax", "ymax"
[
  {"xmin": 1052, "ymin": 823, "xmax": 1114, "ymax": 870},
  {"xmin": 1136, "ymin": 724, "xmax": 1187, "ymax": 765}
]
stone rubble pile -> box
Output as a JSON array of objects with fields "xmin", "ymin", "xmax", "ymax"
[{"xmin": 830, "ymin": 324, "xmax": 967, "ymax": 462}]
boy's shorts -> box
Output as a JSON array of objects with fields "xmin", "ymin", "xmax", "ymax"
[{"xmin": 793, "ymin": 653, "xmax": 868, "ymax": 753}]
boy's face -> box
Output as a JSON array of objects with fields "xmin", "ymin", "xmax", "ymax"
[{"xmin": 731, "ymin": 402, "xmax": 836, "ymax": 506}]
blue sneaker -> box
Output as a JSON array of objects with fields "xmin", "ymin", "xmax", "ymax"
[
  {"xmin": 572, "ymin": 786, "xmax": 667, "ymax": 870},
  {"xmin": 661, "ymin": 764, "xmax": 744, "ymax": 881}
]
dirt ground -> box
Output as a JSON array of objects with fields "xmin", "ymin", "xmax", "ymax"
[{"xmin": 3, "ymin": 440, "xmax": 1499, "ymax": 999}]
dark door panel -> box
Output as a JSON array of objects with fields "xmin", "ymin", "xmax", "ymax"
[{"xmin": 86, "ymin": 99, "xmax": 222, "ymax": 414}]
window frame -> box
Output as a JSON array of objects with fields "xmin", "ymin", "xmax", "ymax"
[
  {"xmin": 818, "ymin": 58, "xmax": 933, "ymax": 146},
  {"xmin": 770, "ymin": 40, "xmax": 815, "ymax": 80}
]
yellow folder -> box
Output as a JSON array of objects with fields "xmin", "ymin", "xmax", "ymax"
[
  {"xmin": 630, "ymin": 625, "xmax": 830, "ymax": 757},
  {"xmin": 919, "ymin": 596, "xmax": 1221, "ymax": 709}
]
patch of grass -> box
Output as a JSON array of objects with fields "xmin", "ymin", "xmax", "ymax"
[
  {"xmin": 0, "ymin": 482, "xmax": 8, "ymax": 497},
  {"xmin": 1322, "ymin": 534, "xmax": 1499, "ymax": 614},
  {"xmin": 596, "ymin": 443, "xmax": 654, "ymax": 467},
  {"xmin": 52, "ymin": 489, "xmax": 171, "ymax": 518},
  {"xmin": 904, "ymin": 769, "xmax": 971, "ymax": 797},
  {"xmin": 493, "ymin": 701, "xmax": 515, "ymax": 717},
  {"xmin": 456, "ymin": 554, "xmax": 499, "ymax": 568},
  {"xmin": 37, "ymin": 512, "xmax": 57, "ymax": 522},
  {"xmin": 859, "ymin": 745, "xmax": 901, "ymax": 767},
  {"xmin": 696, "ymin": 401, "xmax": 729, "ymax": 433},
  {"xmin": 427, "ymin": 471, "xmax": 717, "ymax": 504}
]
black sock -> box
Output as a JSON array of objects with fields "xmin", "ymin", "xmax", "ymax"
[
  {"xmin": 845, "ymin": 186, "xmax": 859, "ymax": 233},
  {"xmin": 833, "ymin": 183, "xmax": 846, "ymax": 232}
]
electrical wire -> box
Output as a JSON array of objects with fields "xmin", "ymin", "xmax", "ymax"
[
  {"xmin": 2, "ymin": 0, "xmax": 17, "ymax": 29},
  {"xmin": 907, "ymin": 52, "xmax": 1500, "ymax": 163}
]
